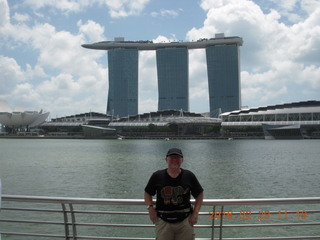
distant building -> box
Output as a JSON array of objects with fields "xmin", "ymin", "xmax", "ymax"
[
  {"xmin": 109, "ymin": 109, "xmax": 221, "ymax": 137},
  {"xmin": 82, "ymin": 34, "xmax": 243, "ymax": 117},
  {"xmin": 220, "ymin": 100, "xmax": 320, "ymax": 139},
  {"xmin": 107, "ymin": 48, "xmax": 138, "ymax": 118},
  {"xmin": 206, "ymin": 44, "xmax": 241, "ymax": 117},
  {"xmin": 40, "ymin": 112, "xmax": 113, "ymax": 137},
  {"xmin": 0, "ymin": 101, "xmax": 49, "ymax": 133},
  {"xmin": 157, "ymin": 47, "xmax": 189, "ymax": 111},
  {"xmin": 40, "ymin": 110, "xmax": 221, "ymax": 138}
]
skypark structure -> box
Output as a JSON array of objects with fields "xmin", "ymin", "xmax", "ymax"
[{"xmin": 82, "ymin": 34, "xmax": 243, "ymax": 118}]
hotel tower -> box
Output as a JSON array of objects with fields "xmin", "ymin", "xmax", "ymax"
[{"xmin": 82, "ymin": 34, "xmax": 243, "ymax": 118}]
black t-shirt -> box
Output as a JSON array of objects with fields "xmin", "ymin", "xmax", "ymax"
[{"xmin": 144, "ymin": 168, "xmax": 203, "ymax": 211}]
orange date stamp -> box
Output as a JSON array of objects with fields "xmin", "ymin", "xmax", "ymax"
[{"xmin": 208, "ymin": 210, "xmax": 308, "ymax": 220}]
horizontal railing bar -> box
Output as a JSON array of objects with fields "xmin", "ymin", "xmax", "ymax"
[
  {"xmin": 3, "ymin": 233, "xmax": 319, "ymax": 240},
  {"xmin": 213, "ymin": 222, "xmax": 320, "ymax": 228},
  {"xmin": 74, "ymin": 222, "xmax": 154, "ymax": 227},
  {"xmin": 2, "ymin": 195, "xmax": 146, "ymax": 205},
  {"xmin": 0, "ymin": 219, "xmax": 64, "ymax": 225},
  {"xmin": 72, "ymin": 209, "xmax": 320, "ymax": 215},
  {"xmin": 1, "ymin": 207, "xmax": 150, "ymax": 215},
  {"xmin": 74, "ymin": 237, "xmax": 320, "ymax": 240},
  {"xmin": 71, "ymin": 210, "xmax": 149, "ymax": 215},
  {"xmin": 1, "ymin": 207, "xmax": 63, "ymax": 213},
  {"xmin": 231, "ymin": 210, "xmax": 318, "ymax": 214},
  {"xmin": 194, "ymin": 222, "xmax": 320, "ymax": 228},
  {"xmin": 1, "ymin": 232, "xmax": 65, "ymax": 238},
  {"xmin": 3, "ymin": 195, "xmax": 320, "ymax": 205},
  {"xmin": 74, "ymin": 237, "xmax": 154, "ymax": 240},
  {"xmin": 69, "ymin": 221, "xmax": 320, "ymax": 228},
  {"xmin": 203, "ymin": 197, "xmax": 320, "ymax": 205},
  {"xmin": 217, "ymin": 237, "xmax": 320, "ymax": 240},
  {"xmin": 301, "ymin": 210, "xmax": 320, "ymax": 213}
]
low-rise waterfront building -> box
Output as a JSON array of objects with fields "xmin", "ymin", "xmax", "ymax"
[
  {"xmin": 220, "ymin": 100, "xmax": 320, "ymax": 139},
  {"xmin": 108, "ymin": 109, "xmax": 221, "ymax": 138},
  {"xmin": 40, "ymin": 112, "xmax": 114, "ymax": 137}
]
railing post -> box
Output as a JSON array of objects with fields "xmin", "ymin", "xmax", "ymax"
[
  {"xmin": 61, "ymin": 203, "xmax": 70, "ymax": 240},
  {"xmin": 69, "ymin": 203, "xmax": 77, "ymax": 240},
  {"xmin": 211, "ymin": 205, "xmax": 215, "ymax": 240},
  {"xmin": 219, "ymin": 206, "xmax": 224, "ymax": 240}
]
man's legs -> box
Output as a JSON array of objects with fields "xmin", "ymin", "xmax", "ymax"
[
  {"xmin": 155, "ymin": 218, "xmax": 195, "ymax": 240},
  {"xmin": 173, "ymin": 218, "xmax": 195, "ymax": 240},
  {"xmin": 155, "ymin": 218, "xmax": 174, "ymax": 240}
]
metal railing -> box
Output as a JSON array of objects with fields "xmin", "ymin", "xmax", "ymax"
[{"xmin": 1, "ymin": 195, "xmax": 320, "ymax": 239}]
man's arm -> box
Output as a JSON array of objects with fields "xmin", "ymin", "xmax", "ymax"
[
  {"xmin": 144, "ymin": 191, "xmax": 158, "ymax": 223},
  {"xmin": 189, "ymin": 191, "xmax": 203, "ymax": 226}
]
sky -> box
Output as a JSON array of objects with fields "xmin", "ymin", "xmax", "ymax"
[{"xmin": 0, "ymin": 0, "xmax": 319, "ymax": 119}]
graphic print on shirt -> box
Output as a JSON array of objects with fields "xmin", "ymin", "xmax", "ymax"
[{"xmin": 160, "ymin": 186, "xmax": 189, "ymax": 205}]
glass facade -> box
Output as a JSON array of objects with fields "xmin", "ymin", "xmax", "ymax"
[
  {"xmin": 206, "ymin": 44, "xmax": 241, "ymax": 117},
  {"xmin": 226, "ymin": 112, "xmax": 320, "ymax": 122},
  {"xmin": 156, "ymin": 47, "xmax": 189, "ymax": 111},
  {"xmin": 107, "ymin": 49, "xmax": 138, "ymax": 118}
]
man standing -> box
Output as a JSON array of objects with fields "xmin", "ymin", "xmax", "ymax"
[{"xmin": 144, "ymin": 148, "xmax": 204, "ymax": 240}]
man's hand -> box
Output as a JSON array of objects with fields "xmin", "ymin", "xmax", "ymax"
[
  {"xmin": 189, "ymin": 191, "xmax": 203, "ymax": 226},
  {"xmin": 144, "ymin": 192, "xmax": 157, "ymax": 223},
  {"xmin": 148, "ymin": 207, "xmax": 158, "ymax": 223},
  {"xmin": 188, "ymin": 212, "xmax": 199, "ymax": 226}
]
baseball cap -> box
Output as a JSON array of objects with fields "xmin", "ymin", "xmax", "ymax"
[{"xmin": 166, "ymin": 148, "xmax": 183, "ymax": 157}]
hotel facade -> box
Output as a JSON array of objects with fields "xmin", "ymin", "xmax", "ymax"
[{"xmin": 82, "ymin": 34, "xmax": 243, "ymax": 118}]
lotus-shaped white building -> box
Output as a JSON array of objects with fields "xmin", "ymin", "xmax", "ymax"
[{"xmin": 0, "ymin": 101, "xmax": 49, "ymax": 128}]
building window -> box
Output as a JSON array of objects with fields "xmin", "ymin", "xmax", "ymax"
[
  {"xmin": 265, "ymin": 114, "xmax": 275, "ymax": 121},
  {"xmin": 312, "ymin": 113, "xmax": 320, "ymax": 121},
  {"xmin": 229, "ymin": 116, "xmax": 240, "ymax": 122},
  {"xmin": 252, "ymin": 115, "xmax": 264, "ymax": 121},
  {"xmin": 222, "ymin": 116, "xmax": 229, "ymax": 122},
  {"xmin": 288, "ymin": 113, "xmax": 299, "ymax": 121},
  {"xmin": 276, "ymin": 114, "xmax": 287, "ymax": 121},
  {"xmin": 240, "ymin": 115, "xmax": 252, "ymax": 122},
  {"xmin": 300, "ymin": 113, "xmax": 312, "ymax": 121}
]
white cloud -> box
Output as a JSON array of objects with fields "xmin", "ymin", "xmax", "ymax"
[
  {"xmin": 138, "ymin": 50, "xmax": 157, "ymax": 113},
  {"xmin": 12, "ymin": 12, "xmax": 30, "ymax": 22},
  {"xmin": 139, "ymin": 98, "xmax": 158, "ymax": 114},
  {"xmin": 151, "ymin": 9, "xmax": 179, "ymax": 18},
  {"xmin": 25, "ymin": 64, "xmax": 46, "ymax": 78},
  {"xmin": 0, "ymin": 56, "xmax": 25, "ymax": 94},
  {"xmin": 188, "ymin": 49, "xmax": 208, "ymax": 111},
  {"xmin": 21, "ymin": 0, "xmax": 150, "ymax": 18},
  {"xmin": 301, "ymin": 0, "xmax": 320, "ymax": 14},
  {"xmin": 23, "ymin": 0, "xmax": 89, "ymax": 14},
  {"xmin": 103, "ymin": 0, "xmax": 150, "ymax": 18},
  {"xmin": 37, "ymin": 73, "xmax": 80, "ymax": 97},
  {"xmin": 12, "ymin": 83, "xmax": 41, "ymax": 107},
  {"xmin": 78, "ymin": 20, "xmax": 105, "ymax": 43},
  {"xmin": 186, "ymin": 0, "xmax": 320, "ymax": 108},
  {"xmin": 0, "ymin": 0, "xmax": 10, "ymax": 27},
  {"xmin": 0, "ymin": 0, "xmax": 108, "ymax": 116},
  {"xmin": 267, "ymin": 0, "xmax": 320, "ymax": 23}
]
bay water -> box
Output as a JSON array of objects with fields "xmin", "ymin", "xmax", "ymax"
[{"xmin": 0, "ymin": 138, "xmax": 320, "ymax": 238}]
